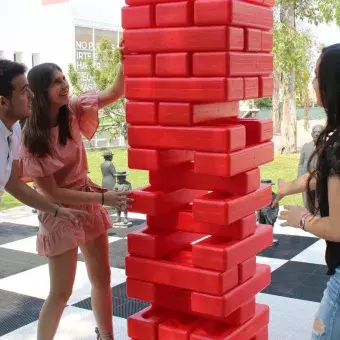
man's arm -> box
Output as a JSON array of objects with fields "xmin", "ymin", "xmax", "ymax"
[{"xmin": 5, "ymin": 161, "xmax": 57, "ymax": 214}]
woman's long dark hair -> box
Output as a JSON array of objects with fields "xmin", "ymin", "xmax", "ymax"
[
  {"xmin": 22, "ymin": 63, "xmax": 72, "ymax": 157},
  {"xmin": 307, "ymin": 44, "xmax": 340, "ymax": 214}
]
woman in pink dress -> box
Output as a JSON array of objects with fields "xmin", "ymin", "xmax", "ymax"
[{"xmin": 20, "ymin": 61, "xmax": 130, "ymax": 340}]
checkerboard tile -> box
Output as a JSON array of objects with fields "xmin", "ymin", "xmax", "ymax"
[{"xmin": 0, "ymin": 206, "xmax": 332, "ymax": 339}]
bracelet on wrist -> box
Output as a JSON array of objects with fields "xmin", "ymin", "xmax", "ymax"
[
  {"xmin": 299, "ymin": 213, "xmax": 312, "ymax": 231},
  {"xmin": 54, "ymin": 205, "xmax": 60, "ymax": 217}
]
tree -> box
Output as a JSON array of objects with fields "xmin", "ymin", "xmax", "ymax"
[
  {"xmin": 68, "ymin": 37, "xmax": 126, "ymax": 141},
  {"xmin": 274, "ymin": 0, "xmax": 340, "ymax": 153},
  {"xmin": 255, "ymin": 98, "xmax": 272, "ymax": 109}
]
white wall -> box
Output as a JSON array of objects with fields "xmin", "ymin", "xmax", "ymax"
[
  {"xmin": 0, "ymin": 0, "xmax": 124, "ymax": 72},
  {"xmin": 0, "ymin": 0, "xmax": 73, "ymax": 71},
  {"xmin": 70, "ymin": 0, "xmax": 124, "ymax": 29}
]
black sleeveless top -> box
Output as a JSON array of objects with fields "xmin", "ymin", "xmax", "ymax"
[{"xmin": 317, "ymin": 131, "xmax": 340, "ymax": 275}]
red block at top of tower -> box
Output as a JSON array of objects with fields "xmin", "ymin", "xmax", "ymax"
[
  {"xmin": 125, "ymin": 0, "xmax": 275, "ymax": 8},
  {"xmin": 194, "ymin": 0, "xmax": 273, "ymax": 29}
]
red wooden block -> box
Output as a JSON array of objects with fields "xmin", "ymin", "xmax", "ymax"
[
  {"xmin": 126, "ymin": 251, "xmax": 239, "ymax": 295},
  {"xmin": 194, "ymin": 141, "xmax": 274, "ymax": 177},
  {"xmin": 260, "ymin": 76, "xmax": 274, "ymax": 97},
  {"xmin": 124, "ymin": 54, "xmax": 154, "ymax": 77},
  {"xmin": 193, "ymin": 52, "xmax": 273, "ymax": 76},
  {"xmin": 192, "ymin": 225, "xmax": 272, "ymax": 271},
  {"xmin": 193, "ymin": 184, "xmax": 272, "ymax": 225},
  {"xmin": 123, "ymin": 26, "xmax": 244, "ymax": 53},
  {"xmin": 128, "ymin": 148, "xmax": 193, "ymax": 171},
  {"xmin": 158, "ymin": 102, "xmax": 239, "ymax": 126},
  {"xmin": 159, "ymin": 315, "xmax": 201, "ymax": 340},
  {"xmin": 231, "ymin": 1, "xmax": 274, "ymax": 30},
  {"xmin": 245, "ymin": 28, "xmax": 262, "ymax": 52},
  {"xmin": 155, "ymin": 53, "xmax": 190, "ymax": 77},
  {"xmin": 194, "ymin": 0, "xmax": 230, "ymax": 26},
  {"xmin": 190, "ymin": 304, "xmax": 269, "ymax": 339},
  {"xmin": 177, "ymin": 210, "xmax": 258, "ymax": 240},
  {"xmin": 223, "ymin": 118, "xmax": 273, "ymax": 145},
  {"xmin": 127, "ymin": 0, "xmax": 186, "ymax": 4},
  {"xmin": 226, "ymin": 78, "xmax": 244, "ymax": 101},
  {"xmin": 239, "ymin": 256, "xmax": 257, "ymax": 284},
  {"xmin": 129, "ymin": 186, "xmax": 207, "ymax": 216},
  {"xmin": 127, "ymin": 228, "xmax": 203, "ymax": 258},
  {"xmin": 128, "ymin": 306, "xmax": 173, "ymax": 340},
  {"xmin": 147, "ymin": 207, "xmax": 257, "ymax": 240},
  {"xmin": 156, "ymin": 2, "xmax": 192, "ymax": 27},
  {"xmin": 263, "ymin": 0, "xmax": 276, "ymax": 7},
  {"xmin": 243, "ymin": 0, "xmax": 263, "ymax": 4},
  {"xmin": 193, "ymin": 52, "xmax": 227, "ymax": 76},
  {"xmin": 126, "ymin": 101, "xmax": 158, "ymax": 125},
  {"xmin": 191, "ymin": 264, "xmax": 271, "ymax": 317},
  {"xmin": 125, "ymin": 77, "xmax": 244, "ymax": 102},
  {"xmin": 244, "ymin": 77, "xmax": 259, "ymax": 99},
  {"xmin": 128, "ymin": 125, "xmax": 246, "ymax": 153},
  {"xmin": 122, "ymin": 5, "xmax": 153, "ymax": 29},
  {"xmin": 194, "ymin": 0, "xmax": 273, "ymax": 30},
  {"xmin": 261, "ymin": 31, "xmax": 273, "ymax": 52},
  {"xmin": 253, "ymin": 327, "xmax": 268, "ymax": 340},
  {"xmin": 225, "ymin": 298, "xmax": 256, "ymax": 326},
  {"xmin": 150, "ymin": 163, "xmax": 260, "ymax": 195},
  {"xmin": 127, "ymin": 278, "xmax": 256, "ymax": 326},
  {"xmin": 127, "ymin": 278, "xmax": 189, "ymax": 311},
  {"xmin": 228, "ymin": 53, "xmax": 273, "ymax": 76}
]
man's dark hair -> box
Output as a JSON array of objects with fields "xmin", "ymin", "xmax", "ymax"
[{"xmin": 0, "ymin": 59, "xmax": 27, "ymax": 99}]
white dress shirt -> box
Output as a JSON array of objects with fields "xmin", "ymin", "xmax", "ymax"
[{"xmin": 0, "ymin": 120, "xmax": 21, "ymax": 204}]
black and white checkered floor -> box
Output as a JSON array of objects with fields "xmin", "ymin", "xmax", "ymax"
[{"xmin": 0, "ymin": 206, "xmax": 327, "ymax": 339}]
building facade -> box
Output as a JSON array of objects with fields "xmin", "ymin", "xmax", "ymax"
[
  {"xmin": 0, "ymin": 0, "xmax": 123, "ymax": 76},
  {"xmin": 0, "ymin": 0, "xmax": 125, "ymax": 148}
]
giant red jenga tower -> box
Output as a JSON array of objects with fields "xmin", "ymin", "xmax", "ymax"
[{"xmin": 123, "ymin": 0, "xmax": 275, "ymax": 338}]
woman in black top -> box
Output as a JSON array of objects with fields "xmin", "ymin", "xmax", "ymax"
[{"xmin": 274, "ymin": 44, "xmax": 340, "ymax": 340}]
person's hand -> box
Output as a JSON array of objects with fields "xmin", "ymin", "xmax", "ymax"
[
  {"xmin": 119, "ymin": 39, "xmax": 125, "ymax": 62},
  {"xmin": 57, "ymin": 207, "xmax": 89, "ymax": 225},
  {"xmin": 104, "ymin": 191, "xmax": 133, "ymax": 209},
  {"xmin": 271, "ymin": 178, "xmax": 290, "ymax": 207},
  {"xmin": 278, "ymin": 205, "xmax": 309, "ymax": 228}
]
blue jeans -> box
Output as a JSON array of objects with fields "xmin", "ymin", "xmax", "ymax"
[{"xmin": 312, "ymin": 267, "xmax": 340, "ymax": 339}]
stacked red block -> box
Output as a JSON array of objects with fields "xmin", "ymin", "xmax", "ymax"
[{"xmin": 123, "ymin": 0, "xmax": 275, "ymax": 338}]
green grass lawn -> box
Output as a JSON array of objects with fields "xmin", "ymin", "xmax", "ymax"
[{"xmin": 0, "ymin": 149, "xmax": 302, "ymax": 210}]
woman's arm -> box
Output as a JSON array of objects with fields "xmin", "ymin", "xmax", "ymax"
[
  {"xmin": 284, "ymin": 172, "xmax": 316, "ymax": 194},
  {"xmin": 34, "ymin": 174, "xmax": 129, "ymax": 208},
  {"xmin": 304, "ymin": 176, "xmax": 340, "ymax": 242},
  {"xmin": 98, "ymin": 64, "xmax": 124, "ymax": 109},
  {"xmin": 272, "ymin": 172, "xmax": 316, "ymax": 207}
]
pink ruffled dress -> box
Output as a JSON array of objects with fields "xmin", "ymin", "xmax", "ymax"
[{"xmin": 20, "ymin": 91, "xmax": 112, "ymax": 257}]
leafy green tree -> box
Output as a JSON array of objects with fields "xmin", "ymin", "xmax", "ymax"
[
  {"xmin": 255, "ymin": 98, "xmax": 272, "ymax": 109},
  {"xmin": 273, "ymin": 0, "xmax": 340, "ymax": 153},
  {"xmin": 68, "ymin": 37, "xmax": 126, "ymax": 141}
]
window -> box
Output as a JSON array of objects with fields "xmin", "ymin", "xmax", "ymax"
[
  {"xmin": 32, "ymin": 53, "xmax": 40, "ymax": 67},
  {"xmin": 13, "ymin": 52, "xmax": 23, "ymax": 63}
]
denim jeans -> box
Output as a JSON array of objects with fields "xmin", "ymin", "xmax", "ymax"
[{"xmin": 311, "ymin": 267, "xmax": 340, "ymax": 339}]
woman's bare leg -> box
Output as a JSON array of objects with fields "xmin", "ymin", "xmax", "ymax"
[
  {"xmin": 37, "ymin": 248, "xmax": 78, "ymax": 340},
  {"xmin": 80, "ymin": 233, "xmax": 113, "ymax": 339}
]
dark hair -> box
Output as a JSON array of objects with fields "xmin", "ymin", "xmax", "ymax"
[
  {"xmin": 0, "ymin": 59, "xmax": 26, "ymax": 98},
  {"xmin": 22, "ymin": 63, "xmax": 72, "ymax": 157},
  {"xmin": 307, "ymin": 44, "xmax": 340, "ymax": 214}
]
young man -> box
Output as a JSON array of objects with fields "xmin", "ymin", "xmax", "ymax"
[{"xmin": 0, "ymin": 59, "xmax": 86, "ymax": 223}]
